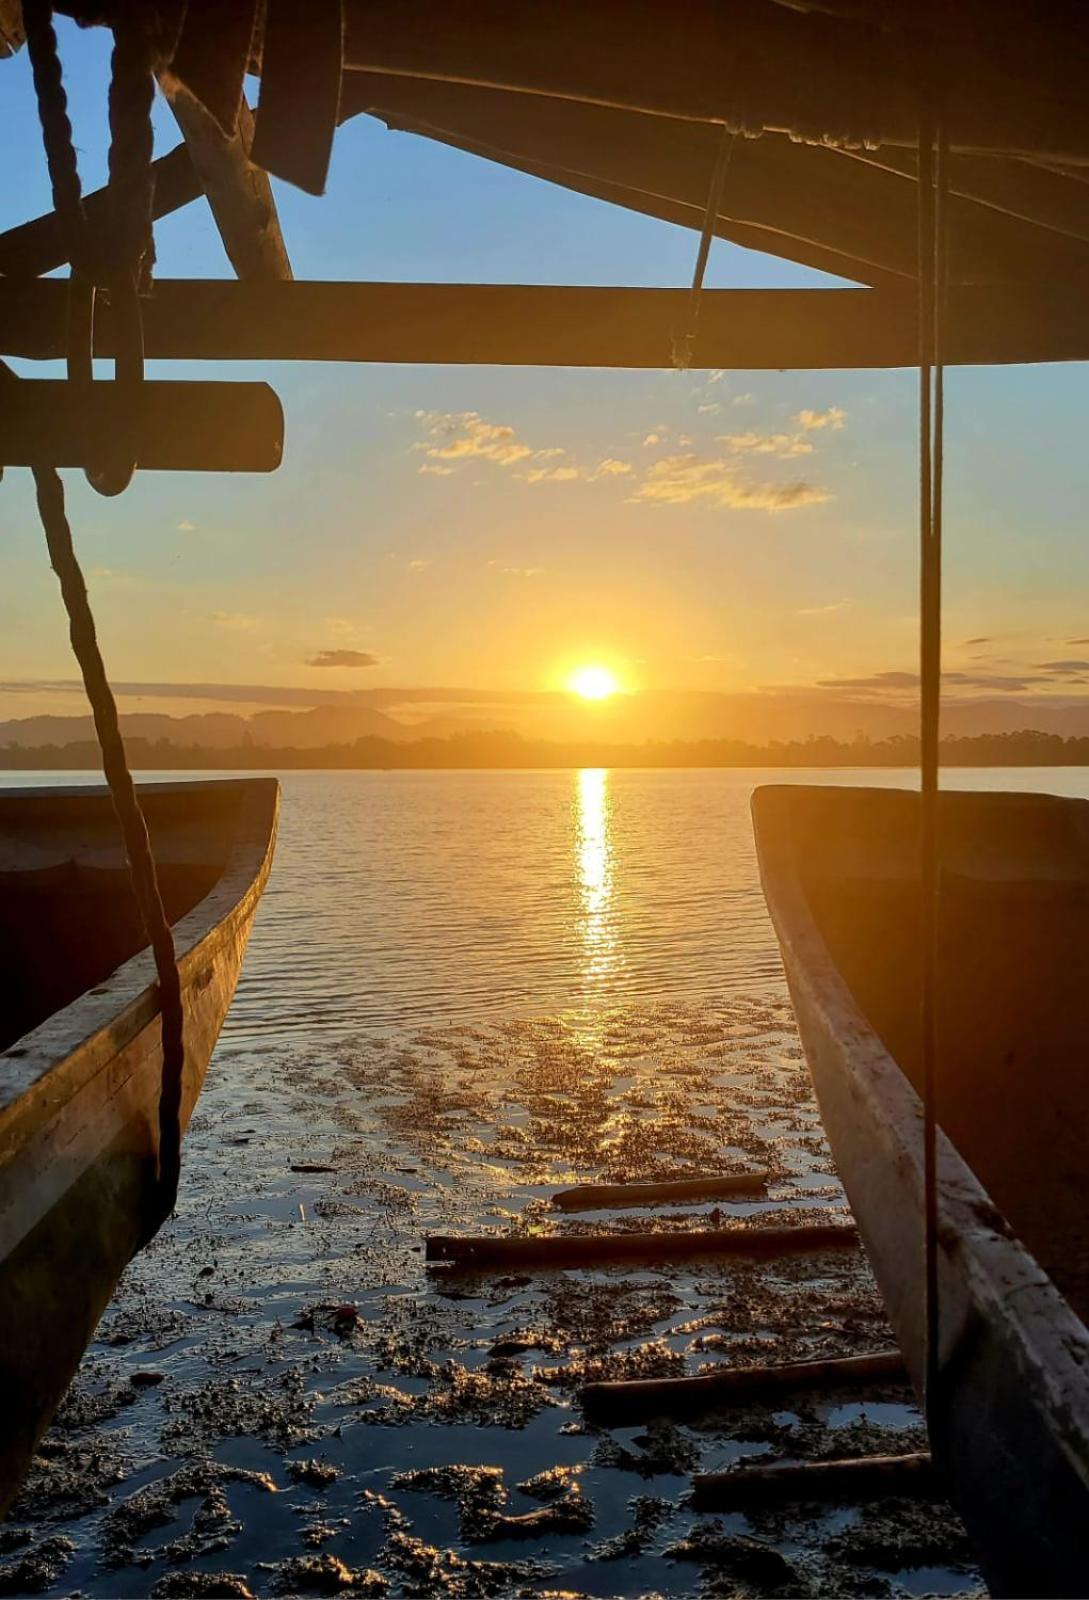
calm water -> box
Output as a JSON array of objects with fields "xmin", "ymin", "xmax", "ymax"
[
  {"xmin": 9, "ymin": 762, "xmax": 1059, "ymax": 1595},
  {"xmin": 7, "ymin": 765, "xmax": 1089, "ymax": 1038}
]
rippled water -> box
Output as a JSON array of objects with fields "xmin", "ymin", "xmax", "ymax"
[
  {"xmin": 8, "ymin": 765, "xmax": 1089, "ymax": 1039},
  {"xmin": 7, "ymin": 762, "xmax": 1072, "ymax": 1595}
]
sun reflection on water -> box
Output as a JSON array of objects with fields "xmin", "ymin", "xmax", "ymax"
[{"xmin": 575, "ymin": 767, "xmax": 620, "ymax": 988}]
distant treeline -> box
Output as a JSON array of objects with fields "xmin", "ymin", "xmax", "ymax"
[{"xmin": 5, "ymin": 728, "xmax": 1089, "ymax": 769}]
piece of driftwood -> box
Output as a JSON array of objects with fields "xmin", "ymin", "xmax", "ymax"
[
  {"xmin": 552, "ymin": 1172, "xmax": 768, "ymax": 1211},
  {"xmin": 4, "ymin": 280, "xmax": 1089, "ymax": 372},
  {"xmin": 582, "ymin": 1348, "xmax": 906, "ymax": 1423},
  {"xmin": 692, "ymin": 1452, "xmax": 936, "ymax": 1510},
  {"xmin": 0, "ymin": 379, "xmax": 283, "ymax": 474},
  {"xmin": 425, "ymin": 1223, "xmax": 857, "ymax": 1271}
]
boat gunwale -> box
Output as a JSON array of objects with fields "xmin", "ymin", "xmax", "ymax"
[
  {"xmin": 0, "ymin": 777, "xmax": 279, "ymax": 1147},
  {"xmin": 751, "ymin": 781, "xmax": 1089, "ymax": 1501}
]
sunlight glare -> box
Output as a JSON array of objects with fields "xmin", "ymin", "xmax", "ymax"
[{"xmin": 568, "ymin": 664, "xmax": 620, "ymax": 701}]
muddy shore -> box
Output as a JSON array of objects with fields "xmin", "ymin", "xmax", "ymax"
[{"xmin": 4, "ymin": 998, "xmax": 983, "ymax": 1598}]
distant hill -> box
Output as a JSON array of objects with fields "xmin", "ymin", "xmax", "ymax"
[
  {"xmin": 12, "ymin": 689, "xmax": 1089, "ymax": 752},
  {"xmin": 6, "ymin": 728, "xmax": 1089, "ymax": 770},
  {"xmin": 0, "ymin": 705, "xmax": 493, "ymax": 750}
]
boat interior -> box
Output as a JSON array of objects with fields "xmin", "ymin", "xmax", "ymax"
[
  {"xmin": 0, "ymin": 784, "xmax": 244, "ymax": 1053},
  {"xmin": 779, "ymin": 784, "xmax": 1089, "ymax": 1329}
]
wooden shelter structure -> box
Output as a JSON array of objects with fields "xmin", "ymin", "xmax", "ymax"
[
  {"xmin": 3, "ymin": 2, "xmax": 1089, "ymax": 1594},
  {"xmin": 1, "ymin": 1, "xmax": 1089, "ymax": 381}
]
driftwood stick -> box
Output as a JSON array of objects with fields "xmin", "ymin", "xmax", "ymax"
[
  {"xmin": 582, "ymin": 1348, "xmax": 907, "ymax": 1423},
  {"xmin": 692, "ymin": 1452, "xmax": 936, "ymax": 1510},
  {"xmin": 552, "ymin": 1172, "xmax": 768, "ymax": 1211},
  {"xmin": 425, "ymin": 1223, "xmax": 858, "ymax": 1271}
]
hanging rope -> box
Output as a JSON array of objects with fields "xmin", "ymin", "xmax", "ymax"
[
  {"xmin": 918, "ymin": 95, "xmax": 949, "ymax": 1423},
  {"xmin": 22, "ymin": 1, "xmax": 185, "ymax": 1238},
  {"xmin": 676, "ymin": 123, "xmax": 737, "ymax": 370}
]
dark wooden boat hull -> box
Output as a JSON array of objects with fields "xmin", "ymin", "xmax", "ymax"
[
  {"xmin": 0, "ymin": 779, "xmax": 278, "ymax": 1514},
  {"xmin": 753, "ymin": 784, "xmax": 1089, "ymax": 1598}
]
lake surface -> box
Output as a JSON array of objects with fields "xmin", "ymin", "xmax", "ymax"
[
  {"xmin": 3, "ymin": 764, "xmax": 1078, "ymax": 1596},
  {"xmin": 7, "ymin": 764, "xmax": 1089, "ymax": 1037}
]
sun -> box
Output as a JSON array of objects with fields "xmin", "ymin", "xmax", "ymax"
[{"xmin": 568, "ymin": 664, "xmax": 621, "ymax": 701}]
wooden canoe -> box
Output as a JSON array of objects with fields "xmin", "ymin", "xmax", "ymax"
[
  {"xmin": 752, "ymin": 784, "xmax": 1089, "ymax": 1598},
  {"xmin": 0, "ymin": 778, "xmax": 278, "ymax": 1514}
]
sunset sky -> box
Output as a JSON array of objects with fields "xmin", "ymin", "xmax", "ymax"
[{"xmin": 3, "ymin": 19, "xmax": 1089, "ymax": 735}]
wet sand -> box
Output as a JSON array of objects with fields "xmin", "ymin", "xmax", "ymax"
[{"xmin": 4, "ymin": 999, "xmax": 983, "ymax": 1598}]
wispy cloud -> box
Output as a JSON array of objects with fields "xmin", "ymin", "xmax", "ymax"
[
  {"xmin": 306, "ymin": 649, "xmax": 380, "ymax": 669},
  {"xmin": 642, "ymin": 432, "xmax": 662, "ymax": 447},
  {"xmin": 210, "ymin": 611, "xmax": 261, "ymax": 632},
  {"xmin": 522, "ymin": 464, "xmax": 581, "ymax": 483},
  {"xmin": 630, "ymin": 453, "xmax": 830, "ymax": 512},
  {"xmin": 797, "ymin": 598, "xmax": 850, "ymax": 616},
  {"xmin": 415, "ymin": 410, "xmax": 533, "ymax": 468},
  {"xmin": 816, "ymin": 666, "xmax": 1063, "ymax": 697},
  {"xmin": 795, "ymin": 406, "xmax": 846, "ymax": 431},
  {"xmin": 414, "ymin": 412, "xmax": 633, "ymax": 489},
  {"xmin": 177, "ymin": 519, "xmax": 197, "ymax": 532},
  {"xmin": 718, "ymin": 430, "xmax": 815, "ymax": 459}
]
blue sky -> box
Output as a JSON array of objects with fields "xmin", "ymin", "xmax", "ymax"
[{"xmin": 2, "ymin": 17, "xmax": 1089, "ymax": 731}]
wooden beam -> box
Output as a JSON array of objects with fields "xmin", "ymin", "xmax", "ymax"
[
  {"xmin": 0, "ymin": 380, "xmax": 283, "ymax": 473},
  {"xmin": 158, "ymin": 75, "xmax": 293, "ymax": 282},
  {"xmin": 0, "ymin": 145, "xmax": 200, "ymax": 280},
  {"xmin": 2, "ymin": 279, "xmax": 1088, "ymax": 370}
]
